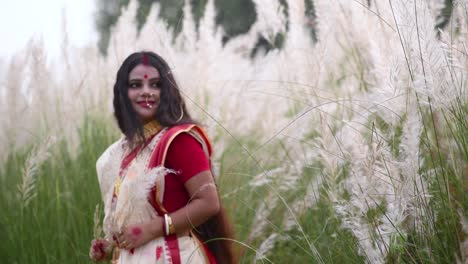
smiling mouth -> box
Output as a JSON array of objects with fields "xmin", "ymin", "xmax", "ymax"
[{"xmin": 137, "ymin": 101, "xmax": 156, "ymax": 109}]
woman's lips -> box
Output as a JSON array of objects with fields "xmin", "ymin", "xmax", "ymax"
[{"xmin": 137, "ymin": 101, "xmax": 156, "ymax": 109}]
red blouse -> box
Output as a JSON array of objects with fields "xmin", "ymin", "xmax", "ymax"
[{"xmin": 161, "ymin": 132, "xmax": 211, "ymax": 212}]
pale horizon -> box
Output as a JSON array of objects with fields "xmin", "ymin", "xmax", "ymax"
[{"xmin": 0, "ymin": 0, "xmax": 97, "ymax": 61}]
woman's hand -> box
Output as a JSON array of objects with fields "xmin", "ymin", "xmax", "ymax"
[
  {"xmin": 117, "ymin": 217, "xmax": 163, "ymax": 250},
  {"xmin": 89, "ymin": 238, "xmax": 112, "ymax": 262}
]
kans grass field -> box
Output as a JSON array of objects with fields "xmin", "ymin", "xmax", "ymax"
[{"xmin": 0, "ymin": 0, "xmax": 466, "ymax": 263}]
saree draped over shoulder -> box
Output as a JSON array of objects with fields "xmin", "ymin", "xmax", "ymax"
[{"xmin": 96, "ymin": 124, "xmax": 216, "ymax": 264}]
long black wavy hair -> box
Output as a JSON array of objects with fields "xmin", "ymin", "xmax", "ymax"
[{"xmin": 113, "ymin": 51, "xmax": 236, "ymax": 263}]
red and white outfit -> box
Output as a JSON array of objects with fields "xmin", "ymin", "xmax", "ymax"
[{"xmin": 96, "ymin": 123, "xmax": 216, "ymax": 263}]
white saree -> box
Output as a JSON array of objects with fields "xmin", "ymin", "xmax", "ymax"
[{"xmin": 96, "ymin": 128, "xmax": 209, "ymax": 263}]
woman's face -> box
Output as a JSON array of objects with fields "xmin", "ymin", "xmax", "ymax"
[{"xmin": 127, "ymin": 64, "xmax": 161, "ymax": 124}]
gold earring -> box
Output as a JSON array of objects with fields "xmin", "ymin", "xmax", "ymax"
[{"xmin": 176, "ymin": 104, "xmax": 184, "ymax": 122}]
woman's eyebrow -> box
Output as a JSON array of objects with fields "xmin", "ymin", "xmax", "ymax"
[{"xmin": 128, "ymin": 77, "xmax": 159, "ymax": 82}]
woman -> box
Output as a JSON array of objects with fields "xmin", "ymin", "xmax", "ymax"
[{"xmin": 89, "ymin": 51, "xmax": 235, "ymax": 263}]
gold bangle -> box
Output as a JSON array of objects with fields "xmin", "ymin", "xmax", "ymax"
[
  {"xmin": 167, "ymin": 215, "xmax": 176, "ymax": 235},
  {"xmin": 164, "ymin": 214, "xmax": 169, "ymax": 236}
]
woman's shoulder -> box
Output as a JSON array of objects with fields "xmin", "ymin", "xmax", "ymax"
[
  {"xmin": 148, "ymin": 124, "xmax": 212, "ymax": 167},
  {"xmin": 165, "ymin": 123, "xmax": 198, "ymax": 134},
  {"xmin": 95, "ymin": 137, "xmax": 126, "ymax": 197},
  {"xmin": 96, "ymin": 137, "xmax": 125, "ymax": 175},
  {"xmin": 165, "ymin": 124, "xmax": 213, "ymax": 161},
  {"xmin": 164, "ymin": 124, "xmax": 210, "ymax": 144}
]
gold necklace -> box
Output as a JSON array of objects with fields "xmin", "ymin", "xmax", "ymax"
[
  {"xmin": 142, "ymin": 120, "xmax": 163, "ymax": 139},
  {"xmin": 130, "ymin": 120, "xmax": 163, "ymax": 145}
]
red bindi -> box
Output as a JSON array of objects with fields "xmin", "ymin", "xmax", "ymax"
[
  {"xmin": 131, "ymin": 227, "xmax": 142, "ymax": 236},
  {"xmin": 144, "ymin": 74, "xmax": 148, "ymax": 79}
]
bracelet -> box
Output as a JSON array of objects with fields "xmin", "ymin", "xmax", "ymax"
[
  {"xmin": 163, "ymin": 214, "xmax": 176, "ymax": 236},
  {"xmin": 167, "ymin": 215, "xmax": 176, "ymax": 235},
  {"xmin": 163, "ymin": 214, "xmax": 170, "ymax": 236}
]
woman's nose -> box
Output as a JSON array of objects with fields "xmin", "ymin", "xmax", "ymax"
[{"xmin": 142, "ymin": 82, "xmax": 152, "ymax": 92}]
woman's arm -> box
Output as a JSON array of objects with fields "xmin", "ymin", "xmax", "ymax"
[
  {"xmin": 117, "ymin": 170, "xmax": 220, "ymax": 250},
  {"xmin": 170, "ymin": 170, "xmax": 220, "ymax": 232},
  {"xmin": 117, "ymin": 131, "xmax": 219, "ymax": 250}
]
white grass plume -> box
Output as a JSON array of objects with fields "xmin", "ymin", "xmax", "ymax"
[
  {"xmin": 284, "ymin": 175, "xmax": 323, "ymax": 231},
  {"xmin": 93, "ymin": 204, "xmax": 103, "ymax": 238},
  {"xmin": 18, "ymin": 136, "xmax": 56, "ymax": 208},
  {"xmin": 111, "ymin": 166, "xmax": 172, "ymax": 232},
  {"xmin": 251, "ymin": 0, "xmax": 286, "ymax": 45},
  {"xmin": 246, "ymin": 192, "xmax": 278, "ymax": 242},
  {"xmin": 255, "ymin": 233, "xmax": 278, "ymax": 261},
  {"xmin": 249, "ymin": 168, "xmax": 283, "ymax": 188}
]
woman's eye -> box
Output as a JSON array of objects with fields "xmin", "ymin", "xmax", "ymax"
[
  {"xmin": 129, "ymin": 83, "xmax": 140, "ymax": 88},
  {"xmin": 151, "ymin": 82, "xmax": 160, "ymax": 88}
]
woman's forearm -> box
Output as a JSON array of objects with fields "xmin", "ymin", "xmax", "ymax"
[
  {"xmin": 147, "ymin": 172, "xmax": 220, "ymax": 238},
  {"xmin": 168, "ymin": 186, "xmax": 220, "ymax": 235}
]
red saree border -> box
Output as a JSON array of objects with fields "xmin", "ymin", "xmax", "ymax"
[
  {"xmin": 150, "ymin": 124, "xmax": 212, "ymax": 166},
  {"xmin": 148, "ymin": 124, "xmax": 213, "ymax": 215},
  {"xmin": 147, "ymin": 124, "xmax": 215, "ymax": 264},
  {"xmin": 119, "ymin": 132, "xmax": 158, "ymax": 174}
]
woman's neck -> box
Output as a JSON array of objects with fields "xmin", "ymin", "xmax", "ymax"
[{"xmin": 142, "ymin": 120, "xmax": 162, "ymax": 139}]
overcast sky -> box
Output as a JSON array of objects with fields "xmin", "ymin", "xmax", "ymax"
[{"xmin": 0, "ymin": 0, "xmax": 97, "ymax": 61}]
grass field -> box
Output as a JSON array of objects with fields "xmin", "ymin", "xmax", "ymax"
[{"xmin": 0, "ymin": 0, "xmax": 466, "ymax": 263}]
